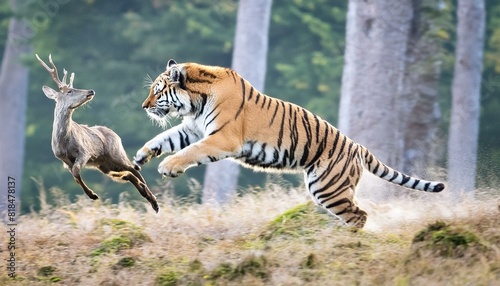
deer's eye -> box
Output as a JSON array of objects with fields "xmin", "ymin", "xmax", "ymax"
[{"xmin": 67, "ymin": 90, "xmax": 73, "ymax": 94}]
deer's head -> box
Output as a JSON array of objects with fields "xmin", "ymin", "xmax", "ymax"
[{"xmin": 36, "ymin": 54, "xmax": 95, "ymax": 109}]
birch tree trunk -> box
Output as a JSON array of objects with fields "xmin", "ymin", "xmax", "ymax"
[
  {"xmin": 202, "ymin": 0, "xmax": 272, "ymax": 205},
  {"xmin": 0, "ymin": 0, "xmax": 31, "ymax": 216},
  {"xmin": 339, "ymin": 0, "xmax": 413, "ymax": 200},
  {"xmin": 447, "ymin": 0, "xmax": 485, "ymax": 197}
]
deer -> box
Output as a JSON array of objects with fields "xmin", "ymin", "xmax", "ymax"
[{"xmin": 36, "ymin": 54, "xmax": 159, "ymax": 212}]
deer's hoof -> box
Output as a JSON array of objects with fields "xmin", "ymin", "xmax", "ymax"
[
  {"xmin": 151, "ymin": 201, "xmax": 159, "ymax": 213},
  {"xmin": 133, "ymin": 163, "xmax": 141, "ymax": 171},
  {"xmin": 88, "ymin": 193, "xmax": 99, "ymax": 200}
]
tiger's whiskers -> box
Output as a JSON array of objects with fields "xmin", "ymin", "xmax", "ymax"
[{"xmin": 143, "ymin": 74, "xmax": 154, "ymax": 89}]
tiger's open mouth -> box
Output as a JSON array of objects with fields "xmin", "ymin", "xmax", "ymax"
[
  {"xmin": 146, "ymin": 107, "xmax": 168, "ymax": 119},
  {"xmin": 145, "ymin": 107, "xmax": 174, "ymax": 128}
]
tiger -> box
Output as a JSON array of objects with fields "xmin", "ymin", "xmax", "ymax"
[{"xmin": 133, "ymin": 59, "xmax": 445, "ymax": 228}]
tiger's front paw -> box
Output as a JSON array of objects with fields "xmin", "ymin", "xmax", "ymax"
[
  {"xmin": 158, "ymin": 155, "xmax": 186, "ymax": 178},
  {"xmin": 133, "ymin": 146, "xmax": 155, "ymax": 168}
]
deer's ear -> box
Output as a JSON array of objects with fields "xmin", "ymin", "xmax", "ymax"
[
  {"xmin": 42, "ymin": 85, "xmax": 58, "ymax": 99},
  {"xmin": 166, "ymin": 59, "xmax": 177, "ymax": 70}
]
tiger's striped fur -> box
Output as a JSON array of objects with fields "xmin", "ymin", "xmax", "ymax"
[{"xmin": 134, "ymin": 59, "xmax": 445, "ymax": 228}]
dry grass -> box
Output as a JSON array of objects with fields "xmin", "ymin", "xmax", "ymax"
[{"xmin": 2, "ymin": 179, "xmax": 499, "ymax": 285}]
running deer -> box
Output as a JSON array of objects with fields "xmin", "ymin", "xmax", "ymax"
[{"xmin": 36, "ymin": 54, "xmax": 159, "ymax": 212}]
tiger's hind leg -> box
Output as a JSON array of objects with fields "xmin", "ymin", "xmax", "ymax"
[
  {"xmin": 322, "ymin": 196, "xmax": 367, "ymax": 228},
  {"xmin": 305, "ymin": 165, "xmax": 367, "ymax": 229}
]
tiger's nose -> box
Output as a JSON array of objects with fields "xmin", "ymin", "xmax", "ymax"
[
  {"xmin": 142, "ymin": 90, "xmax": 155, "ymax": 109},
  {"xmin": 142, "ymin": 99, "xmax": 153, "ymax": 109}
]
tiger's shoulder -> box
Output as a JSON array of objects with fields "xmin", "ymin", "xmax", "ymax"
[
  {"xmin": 182, "ymin": 62, "xmax": 237, "ymax": 84},
  {"xmin": 182, "ymin": 63, "xmax": 261, "ymax": 106}
]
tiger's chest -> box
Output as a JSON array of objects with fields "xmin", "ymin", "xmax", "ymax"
[{"xmin": 182, "ymin": 116, "xmax": 206, "ymax": 138}]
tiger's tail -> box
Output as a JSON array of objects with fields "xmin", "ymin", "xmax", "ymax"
[{"xmin": 361, "ymin": 146, "xmax": 445, "ymax": 193}]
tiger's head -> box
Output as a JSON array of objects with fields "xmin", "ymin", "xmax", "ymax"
[{"xmin": 142, "ymin": 59, "xmax": 191, "ymax": 125}]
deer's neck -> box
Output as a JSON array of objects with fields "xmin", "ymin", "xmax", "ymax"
[{"xmin": 52, "ymin": 106, "xmax": 75, "ymax": 142}]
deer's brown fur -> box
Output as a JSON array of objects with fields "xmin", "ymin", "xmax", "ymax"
[{"xmin": 37, "ymin": 54, "xmax": 158, "ymax": 212}]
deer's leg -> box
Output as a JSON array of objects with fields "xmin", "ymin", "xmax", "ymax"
[
  {"xmin": 127, "ymin": 167, "xmax": 158, "ymax": 213},
  {"xmin": 134, "ymin": 124, "xmax": 201, "ymax": 168},
  {"xmin": 131, "ymin": 166, "xmax": 147, "ymax": 184},
  {"xmin": 107, "ymin": 168, "xmax": 159, "ymax": 213},
  {"xmin": 71, "ymin": 163, "xmax": 98, "ymax": 200}
]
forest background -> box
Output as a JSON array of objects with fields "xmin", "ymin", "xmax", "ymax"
[{"xmin": 0, "ymin": 0, "xmax": 499, "ymax": 214}]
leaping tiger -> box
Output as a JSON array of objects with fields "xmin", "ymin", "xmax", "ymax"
[{"xmin": 134, "ymin": 59, "xmax": 445, "ymax": 228}]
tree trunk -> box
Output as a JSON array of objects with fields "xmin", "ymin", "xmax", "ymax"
[
  {"xmin": 339, "ymin": 0, "xmax": 413, "ymax": 200},
  {"xmin": 202, "ymin": 0, "xmax": 272, "ymax": 205},
  {"xmin": 401, "ymin": 0, "xmax": 443, "ymax": 177},
  {"xmin": 447, "ymin": 0, "xmax": 485, "ymax": 198},
  {"xmin": 0, "ymin": 0, "xmax": 31, "ymax": 217}
]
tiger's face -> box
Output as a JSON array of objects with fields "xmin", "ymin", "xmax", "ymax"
[{"xmin": 142, "ymin": 60, "xmax": 191, "ymax": 125}]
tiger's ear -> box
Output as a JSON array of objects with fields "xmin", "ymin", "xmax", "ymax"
[
  {"xmin": 170, "ymin": 67, "xmax": 181, "ymax": 83},
  {"xmin": 166, "ymin": 59, "xmax": 177, "ymax": 70},
  {"xmin": 166, "ymin": 59, "xmax": 181, "ymax": 83}
]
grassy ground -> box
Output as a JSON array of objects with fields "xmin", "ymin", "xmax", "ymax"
[{"xmin": 1, "ymin": 181, "xmax": 499, "ymax": 285}]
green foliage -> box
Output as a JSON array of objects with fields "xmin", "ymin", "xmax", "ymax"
[
  {"xmin": 272, "ymin": 201, "xmax": 312, "ymax": 224},
  {"xmin": 412, "ymin": 221, "xmax": 486, "ymax": 258},
  {"xmin": 261, "ymin": 201, "xmax": 330, "ymax": 240},
  {"xmin": 49, "ymin": 276, "xmax": 61, "ymax": 283},
  {"xmin": 188, "ymin": 259, "xmax": 203, "ymax": 272},
  {"xmin": 232, "ymin": 255, "xmax": 269, "ymax": 280},
  {"xmin": 91, "ymin": 235, "xmax": 133, "ymax": 257},
  {"xmin": 208, "ymin": 262, "xmax": 233, "ymax": 280},
  {"xmin": 37, "ymin": 265, "xmax": 56, "ymax": 277},
  {"xmin": 37, "ymin": 265, "xmax": 61, "ymax": 283},
  {"xmin": 207, "ymin": 255, "xmax": 269, "ymax": 281},
  {"xmin": 116, "ymin": 257, "xmax": 136, "ymax": 268},
  {"xmin": 299, "ymin": 253, "xmax": 323, "ymax": 282},
  {"xmin": 0, "ymin": 1, "xmax": 10, "ymax": 60},
  {"xmin": 486, "ymin": 0, "xmax": 500, "ymax": 73},
  {"xmin": 301, "ymin": 253, "xmax": 319, "ymax": 269},
  {"xmin": 267, "ymin": 0, "xmax": 347, "ymax": 124},
  {"xmin": 153, "ymin": 255, "xmax": 269, "ymax": 284},
  {"xmin": 91, "ymin": 218, "xmax": 151, "ymax": 256},
  {"xmin": 156, "ymin": 269, "xmax": 180, "ymax": 286}
]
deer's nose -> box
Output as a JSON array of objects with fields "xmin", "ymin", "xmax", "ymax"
[{"xmin": 89, "ymin": 90, "xmax": 95, "ymax": 96}]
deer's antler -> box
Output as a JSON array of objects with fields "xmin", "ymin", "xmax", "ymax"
[{"xmin": 36, "ymin": 54, "xmax": 74, "ymax": 89}]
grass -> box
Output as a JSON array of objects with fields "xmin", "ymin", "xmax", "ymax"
[{"xmin": 1, "ymin": 182, "xmax": 499, "ymax": 285}]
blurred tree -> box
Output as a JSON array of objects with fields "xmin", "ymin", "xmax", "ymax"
[
  {"xmin": 202, "ymin": 0, "xmax": 273, "ymax": 205},
  {"xmin": 339, "ymin": 0, "xmax": 413, "ymax": 199},
  {"xmin": 0, "ymin": 0, "xmax": 31, "ymax": 214},
  {"xmin": 476, "ymin": 0, "xmax": 500, "ymax": 186},
  {"xmin": 401, "ymin": 0, "xmax": 452, "ymax": 177},
  {"xmin": 447, "ymin": 0, "xmax": 485, "ymax": 197}
]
